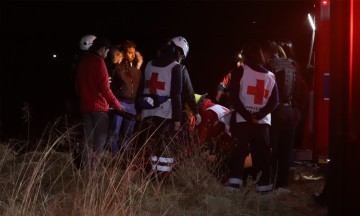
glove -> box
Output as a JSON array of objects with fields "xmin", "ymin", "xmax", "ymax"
[{"xmin": 195, "ymin": 114, "xmax": 202, "ymax": 125}]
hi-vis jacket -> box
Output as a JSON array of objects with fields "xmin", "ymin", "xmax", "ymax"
[
  {"xmin": 141, "ymin": 60, "xmax": 179, "ymax": 119},
  {"xmin": 234, "ymin": 64, "xmax": 277, "ymax": 125}
]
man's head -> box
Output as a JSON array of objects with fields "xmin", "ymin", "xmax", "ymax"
[
  {"xmin": 242, "ymin": 42, "xmax": 264, "ymax": 66},
  {"xmin": 121, "ymin": 40, "xmax": 136, "ymax": 62},
  {"xmin": 91, "ymin": 37, "xmax": 111, "ymax": 59},
  {"xmin": 280, "ymin": 41, "xmax": 296, "ymax": 60},
  {"xmin": 168, "ymin": 36, "xmax": 189, "ymax": 63},
  {"xmin": 261, "ymin": 40, "xmax": 279, "ymax": 61}
]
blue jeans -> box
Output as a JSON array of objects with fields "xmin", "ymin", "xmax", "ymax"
[
  {"xmin": 109, "ymin": 101, "xmax": 136, "ymax": 155},
  {"xmin": 81, "ymin": 111, "xmax": 109, "ymax": 170}
]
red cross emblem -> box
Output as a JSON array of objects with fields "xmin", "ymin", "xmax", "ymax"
[
  {"xmin": 220, "ymin": 106, "xmax": 230, "ymax": 115},
  {"xmin": 247, "ymin": 79, "xmax": 269, "ymax": 105},
  {"xmin": 145, "ymin": 73, "xmax": 165, "ymax": 94}
]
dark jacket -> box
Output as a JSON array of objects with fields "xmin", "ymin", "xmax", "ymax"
[{"xmin": 110, "ymin": 60, "xmax": 142, "ymax": 104}]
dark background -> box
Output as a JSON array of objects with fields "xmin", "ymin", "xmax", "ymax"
[{"xmin": 0, "ymin": 0, "xmax": 315, "ymax": 139}]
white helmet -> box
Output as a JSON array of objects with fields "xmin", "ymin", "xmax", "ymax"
[
  {"xmin": 79, "ymin": 34, "xmax": 96, "ymax": 51},
  {"xmin": 168, "ymin": 36, "xmax": 189, "ymax": 58}
]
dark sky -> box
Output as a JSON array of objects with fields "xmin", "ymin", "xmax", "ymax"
[{"xmin": 0, "ymin": 0, "xmax": 315, "ymax": 138}]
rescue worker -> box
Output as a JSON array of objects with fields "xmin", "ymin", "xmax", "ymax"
[
  {"xmin": 171, "ymin": 37, "xmax": 201, "ymax": 130},
  {"xmin": 215, "ymin": 51, "xmax": 244, "ymax": 107},
  {"xmin": 196, "ymin": 93, "xmax": 231, "ymax": 144},
  {"xmin": 227, "ymin": 42, "xmax": 279, "ymax": 192},
  {"xmin": 194, "ymin": 93, "xmax": 233, "ymax": 181},
  {"xmin": 137, "ymin": 36, "xmax": 189, "ymax": 182}
]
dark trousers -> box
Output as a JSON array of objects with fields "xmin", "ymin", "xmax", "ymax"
[
  {"xmin": 137, "ymin": 116, "xmax": 180, "ymax": 176},
  {"xmin": 270, "ymin": 104, "xmax": 300, "ymax": 188},
  {"xmin": 137, "ymin": 116, "xmax": 173, "ymax": 151},
  {"xmin": 81, "ymin": 111, "xmax": 109, "ymax": 169},
  {"xmin": 228, "ymin": 122, "xmax": 272, "ymax": 186}
]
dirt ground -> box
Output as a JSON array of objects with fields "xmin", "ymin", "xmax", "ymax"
[{"xmin": 276, "ymin": 161, "xmax": 328, "ymax": 216}]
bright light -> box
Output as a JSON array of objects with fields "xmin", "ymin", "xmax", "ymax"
[
  {"xmin": 52, "ymin": 54, "xmax": 57, "ymax": 58},
  {"xmin": 322, "ymin": 0, "xmax": 328, "ymax": 6},
  {"xmin": 308, "ymin": 13, "xmax": 316, "ymax": 31}
]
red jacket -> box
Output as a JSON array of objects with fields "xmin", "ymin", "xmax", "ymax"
[{"xmin": 76, "ymin": 52, "xmax": 120, "ymax": 113}]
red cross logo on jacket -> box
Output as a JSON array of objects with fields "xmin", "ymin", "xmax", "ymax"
[
  {"xmin": 247, "ymin": 79, "xmax": 269, "ymax": 105},
  {"xmin": 145, "ymin": 73, "xmax": 165, "ymax": 94},
  {"xmin": 220, "ymin": 106, "xmax": 230, "ymax": 115}
]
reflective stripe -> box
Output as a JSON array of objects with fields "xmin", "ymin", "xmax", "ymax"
[
  {"xmin": 256, "ymin": 184, "xmax": 273, "ymax": 192},
  {"xmin": 158, "ymin": 157, "xmax": 174, "ymax": 164},
  {"xmin": 150, "ymin": 156, "xmax": 175, "ymax": 164},
  {"xmin": 152, "ymin": 165, "xmax": 172, "ymax": 172},
  {"xmin": 228, "ymin": 178, "xmax": 243, "ymax": 186}
]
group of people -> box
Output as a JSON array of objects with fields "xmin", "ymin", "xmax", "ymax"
[
  {"xmin": 72, "ymin": 34, "xmax": 308, "ymax": 193},
  {"xmin": 212, "ymin": 40, "xmax": 308, "ymax": 193},
  {"xmin": 73, "ymin": 35, "xmax": 201, "ymax": 177}
]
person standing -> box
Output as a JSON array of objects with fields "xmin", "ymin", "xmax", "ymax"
[
  {"xmin": 215, "ymin": 51, "xmax": 244, "ymax": 107},
  {"xmin": 65, "ymin": 34, "xmax": 97, "ymax": 122},
  {"xmin": 261, "ymin": 40, "xmax": 301, "ymax": 191},
  {"xmin": 76, "ymin": 37, "xmax": 125, "ymax": 170},
  {"xmin": 64, "ymin": 34, "xmax": 97, "ymax": 168},
  {"xmin": 227, "ymin": 42, "xmax": 279, "ymax": 192},
  {"xmin": 150, "ymin": 37, "xmax": 201, "ymax": 133},
  {"xmin": 108, "ymin": 40, "xmax": 143, "ymax": 157},
  {"xmin": 137, "ymin": 36, "xmax": 191, "ymax": 182},
  {"xmin": 280, "ymin": 41, "xmax": 310, "ymax": 151},
  {"xmin": 167, "ymin": 37, "xmax": 201, "ymax": 131}
]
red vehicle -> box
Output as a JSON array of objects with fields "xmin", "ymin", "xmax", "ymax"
[
  {"xmin": 311, "ymin": 0, "xmax": 360, "ymax": 214},
  {"xmin": 304, "ymin": 0, "xmax": 359, "ymax": 162}
]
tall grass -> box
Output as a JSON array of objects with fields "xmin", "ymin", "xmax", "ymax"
[{"xmin": 0, "ymin": 112, "xmax": 325, "ymax": 215}]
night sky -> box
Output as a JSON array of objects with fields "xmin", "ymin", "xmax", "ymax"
[{"xmin": 0, "ymin": 0, "xmax": 315, "ymax": 139}]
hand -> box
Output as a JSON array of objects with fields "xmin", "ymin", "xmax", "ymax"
[
  {"xmin": 135, "ymin": 51, "xmax": 143, "ymax": 70},
  {"xmin": 195, "ymin": 113, "xmax": 202, "ymax": 125},
  {"xmin": 118, "ymin": 105, "xmax": 126, "ymax": 112}
]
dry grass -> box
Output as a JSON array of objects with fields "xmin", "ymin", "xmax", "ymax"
[{"xmin": 0, "ymin": 116, "xmax": 327, "ymax": 216}]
